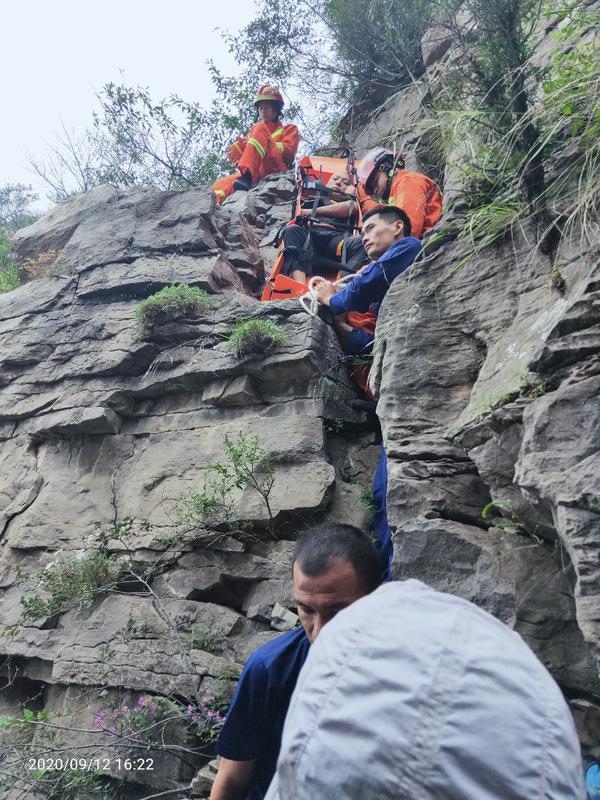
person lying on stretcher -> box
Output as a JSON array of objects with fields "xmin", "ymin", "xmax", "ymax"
[{"xmin": 279, "ymin": 172, "xmax": 367, "ymax": 285}]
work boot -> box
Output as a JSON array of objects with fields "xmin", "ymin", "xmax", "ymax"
[{"xmin": 232, "ymin": 171, "xmax": 253, "ymax": 192}]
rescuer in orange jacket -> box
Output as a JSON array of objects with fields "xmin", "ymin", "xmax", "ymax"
[
  {"xmin": 212, "ymin": 85, "xmax": 300, "ymax": 204},
  {"xmin": 300, "ymin": 147, "xmax": 443, "ymax": 239}
]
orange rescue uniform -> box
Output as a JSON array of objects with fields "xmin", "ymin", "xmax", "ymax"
[
  {"xmin": 212, "ymin": 120, "xmax": 300, "ymax": 203},
  {"xmin": 357, "ymin": 170, "xmax": 443, "ymax": 239}
]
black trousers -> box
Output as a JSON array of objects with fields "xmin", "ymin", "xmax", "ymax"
[{"xmin": 280, "ymin": 225, "xmax": 367, "ymax": 277}]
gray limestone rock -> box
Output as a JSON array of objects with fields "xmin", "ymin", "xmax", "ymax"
[
  {"xmin": 372, "ymin": 202, "xmax": 600, "ymax": 702},
  {"xmin": 270, "ymin": 602, "xmax": 299, "ymax": 632},
  {"xmin": 0, "ymin": 178, "xmax": 360, "ymax": 800},
  {"xmin": 191, "ymin": 758, "xmax": 220, "ymax": 797}
]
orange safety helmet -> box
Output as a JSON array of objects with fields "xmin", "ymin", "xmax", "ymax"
[{"xmin": 254, "ymin": 84, "xmax": 284, "ymax": 108}]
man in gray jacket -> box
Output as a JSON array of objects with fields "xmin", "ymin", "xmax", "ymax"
[{"xmin": 266, "ymin": 580, "xmax": 586, "ymax": 800}]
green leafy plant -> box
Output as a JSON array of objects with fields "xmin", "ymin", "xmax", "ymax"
[
  {"xmin": 360, "ymin": 486, "xmax": 376, "ymax": 514},
  {"xmin": 538, "ymin": 4, "xmax": 600, "ymax": 242},
  {"xmin": 325, "ymin": 418, "xmax": 345, "ymax": 434},
  {"xmin": 0, "ymin": 230, "xmax": 20, "ymax": 294},
  {"xmin": 93, "ymin": 516, "xmax": 153, "ymax": 548},
  {"xmin": 181, "ymin": 624, "xmax": 224, "ymax": 654},
  {"xmin": 228, "ymin": 318, "xmax": 287, "ymax": 358},
  {"xmin": 176, "ymin": 432, "xmax": 277, "ymax": 540},
  {"xmin": 185, "ymin": 694, "xmax": 228, "ymax": 747},
  {"xmin": 472, "ymin": 391, "xmax": 513, "ymax": 422},
  {"xmin": 481, "ymin": 498, "xmax": 524, "ymax": 532},
  {"xmin": 318, "ymin": 378, "xmax": 345, "ymax": 402},
  {"xmin": 429, "ymin": 1, "xmax": 600, "ymax": 261},
  {"xmin": 0, "ymin": 182, "xmax": 39, "ymax": 230},
  {"xmin": 0, "ymin": 706, "xmax": 118, "ymax": 800},
  {"xmin": 134, "ymin": 283, "xmax": 213, "ymax": 338},
  {"xmin": 176, "ymin": 470, "xmax": 238, "ymax": 539},
  {"xmin": 481, "ymin": 499, "xmax": 512, "ymax": 520},
  {"xmin": 519, "ymin": 373, "xmax": 548, "ymax": 398},
  {"xmin": 121, "ymin": 616, "xmax": 148, "ymax": 639},
  {"xmin": 19, "ymin": 551, "xmax": 121, "ymax": 622},
  {"xmin": 94, "ymin": 696, "xmax": 174, "ymax": 746},
  {"xmin": 46, "ymin": 769, "xmax": 113, "ymax": 800}
]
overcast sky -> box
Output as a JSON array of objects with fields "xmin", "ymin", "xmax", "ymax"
[{"xmin": 1, "ymin": 0, "xmax": 258, "ymax": 207}]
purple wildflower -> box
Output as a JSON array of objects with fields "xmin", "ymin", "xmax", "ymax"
[{"xmin": 93, "ymin": 708, "xmax": 109, "ymax": 730}]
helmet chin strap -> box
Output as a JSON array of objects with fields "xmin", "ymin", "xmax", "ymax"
[{"xmin": 384, "ymin": 166, "xmax": 394, "ymax": 199}]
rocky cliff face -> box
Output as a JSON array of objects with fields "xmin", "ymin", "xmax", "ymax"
[
  {"xmin": 1, "ymin": 17, "xmax": 599, "ymax": 800},
  {"xmin": 361, "ymin": 9, "xmax": 600, "ymax": 755},
  {"xmin": 0, "ymin": 177, "xmax": 378, "ymax": 798}
]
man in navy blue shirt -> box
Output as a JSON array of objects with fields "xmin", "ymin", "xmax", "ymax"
[
  {"xmin": 313, "ymin": 207, "xmax": 421, "ymax": 586},
  {"xmin": 209, "ymin": 524, "xmax": 381, "ymax": 800},
  {"xmin": 314, "ymin": 205, "xmax": 421, "ymax": 355}
]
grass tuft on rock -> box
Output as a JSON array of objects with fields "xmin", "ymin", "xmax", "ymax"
[
  {"xmin": 135, "ymin": 283, "xmax": 212, "ymax": 338},
  {"xmin": 228, "ymin": 319, "xmax": 286, "ymax": 358}
]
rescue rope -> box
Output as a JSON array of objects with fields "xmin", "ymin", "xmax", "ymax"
[{"xmin": 298, "ymin": 273, "xmax": 355, "ymax": 317}]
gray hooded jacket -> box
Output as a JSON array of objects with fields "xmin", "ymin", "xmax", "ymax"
[{"xmin": 266, "ymin": 580, "xmax": 585, "ymax": 800}]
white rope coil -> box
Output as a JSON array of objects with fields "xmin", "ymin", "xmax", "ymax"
[{"xmin": 298, "ymin": 273, "xmax": 355, "ymax": 317}]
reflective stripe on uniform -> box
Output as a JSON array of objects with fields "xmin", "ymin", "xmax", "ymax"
[
  {"xmin": 214, "ymin": 189, "xmax": 226, "ymax": 197},
  {"xmin": 388, "ymin": 197, "xmax": 396, "ymax": 206},
  {"xmin": 276, "ymin": 142, "xmax": 284, "ymax": 151},
  {"xmin": 248, "ymin": 137, "xmax": 266, "ymax": 158},
  {"xmin": 271, "ymin": 127, "xmax": 285, "ymax": 139},
  {"xmin": 234, "ymin": 141, "xmax": 243, "ymax": 153}
]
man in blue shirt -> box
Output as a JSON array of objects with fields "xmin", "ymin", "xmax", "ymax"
[
  {"xmin": 209, "ymin": 523, "xmax": 381, "ymax": 800},
  {"xmin": 313, "ymin": 207, "xmax": 421, "ymax": 585},
  {"xmin": 313, "ymin": 205, "xmax": 421, "ymax": 355}
]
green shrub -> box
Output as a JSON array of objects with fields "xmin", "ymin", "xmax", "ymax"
[
  {"xmin": 182, "ymin": 624, "xmax": 224, "ymax": 654},
  {"xmin": 228, "ymin": 319, "xmax": 286, "ymax": 357},
  {"xmin": 135, "ymin": 283, "xmax": 212, "ymax": 338},
  {"xmin": 360, "ymin": 486, "xmax": 376, "ymax": 514},
  {"xmin": 174, "ymin": 432, "xmax": 276, "ymax": 542},
  {"xmin": 0, "ymin": 231, "xmax": 20, "ymax": 294},
  {"xmin": 19, "ymin": 551, "xmax": 121, "ymax": 621}
]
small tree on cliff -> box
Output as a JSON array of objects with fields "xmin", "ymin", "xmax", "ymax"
[
  {"xmin": 0, "ymin": 183, "xmax": 39, "ymax": 230},
  {"xmin": 29, "ymin": 88, "xmax": 233, "ymax": 200}
]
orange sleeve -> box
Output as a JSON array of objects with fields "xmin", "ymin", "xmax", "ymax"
[
  {"xmin": 357, "ymin": 184, "xmax": 385, "ymax": 216},
  {"xmin": 388, "ymin": 172, "xmax": 443, "ymax": 238},
  {"xmin": 423, "ymin": 179, "xmax": 444, "ymax": 234},
  {"xmin": 279, "ymin": 125, "xmax": 300, "ymax": 166},
  {"xmin": 227, "ymin": 136, "xmax": 248, "ymax": 166}
]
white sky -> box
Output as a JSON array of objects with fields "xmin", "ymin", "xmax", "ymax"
[{"xmin": 1, "ymin": 0, "xmax": 258, "ymax": 208}]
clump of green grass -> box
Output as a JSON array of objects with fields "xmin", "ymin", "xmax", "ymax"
[
  {"xmin": 228, "ymin": 319, "xmax": 286, "ymax": 358},
  {"xmin": 135, "ymin": 283, "xmax": 212, "ymax": 338},
  {"xmin": 182, "ymin": 624, "xmax": 224, "ymax": 654}
]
